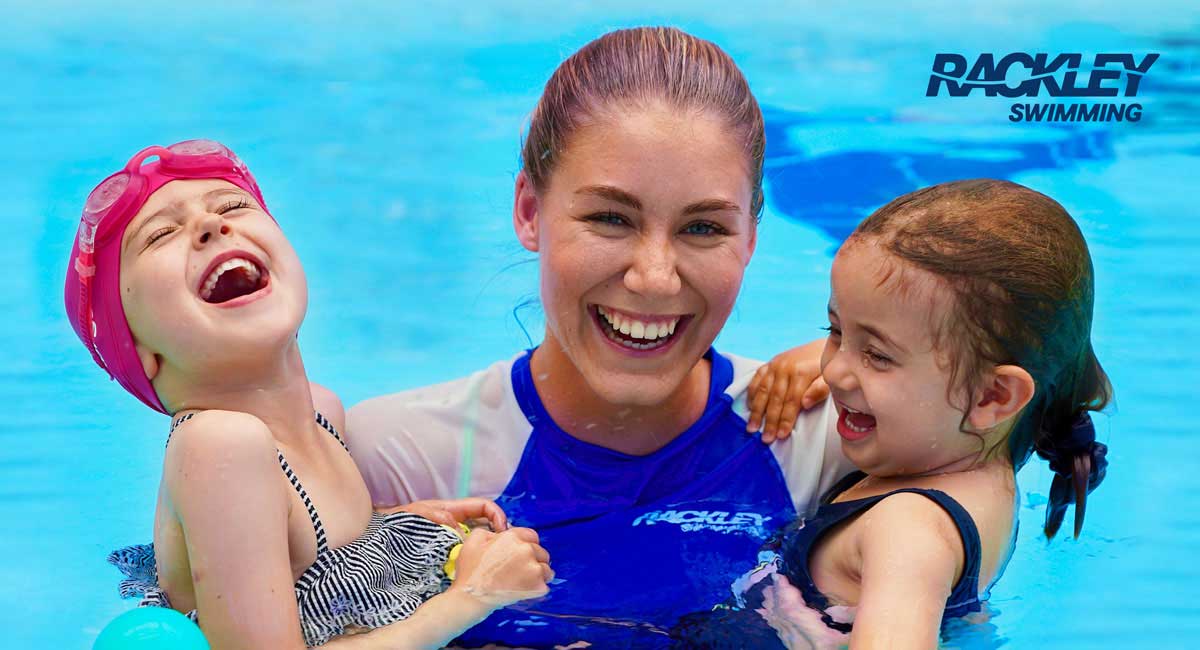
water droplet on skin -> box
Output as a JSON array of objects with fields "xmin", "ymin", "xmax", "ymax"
[{"xmin": 537, "ymin": 373, "xmax": 550, "ymax": 381}]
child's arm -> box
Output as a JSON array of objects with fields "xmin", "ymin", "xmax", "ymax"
[
  {"xmin": 382, "ymin": 497, "xmax": 509, "ymax": 531},
  {"xmin": 320, "ymin": 526, "xmax": 553, "ymax": 650},
  {"xmin": 746, "ymin": 338, "xmax": 830, "ymax": 442},
  {"xmin": 163, "ymin": 410, "xmax": 313, "ymax": 649},
  {"xmin": 847, "ymin": 494, "xmax": 964, "ymax": 650}
]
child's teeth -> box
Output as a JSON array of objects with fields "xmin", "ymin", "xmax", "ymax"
[{"xmin": 200, "ymin": 257, "xmax": 260, "ymax": 300}]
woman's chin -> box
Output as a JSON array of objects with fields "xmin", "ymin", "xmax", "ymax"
[{"xmin": 585, "ymin": 369, "xmax": 687, "ymax": 409}]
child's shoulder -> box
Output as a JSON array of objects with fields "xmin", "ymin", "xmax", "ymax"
[
  {"xmin": 161, "ymin": 410, "xmax": 287, "ymax": 513},
  {"xmin": 309, "ymin": 382, "xmax": 344, "ymax": 433},
  {"xmin": 164, "ymin": 410, "xmax": 277, "ymax": 470}
]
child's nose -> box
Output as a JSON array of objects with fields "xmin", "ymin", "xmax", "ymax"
[
  {"xmin": 193, "ymin": 213, "xmax": 232, "ymax": 248},
  {"xmin": 821, "ymin": 345, "xmax": 859, "ymax": 392}
]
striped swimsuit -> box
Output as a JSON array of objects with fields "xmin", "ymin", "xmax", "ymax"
[{"xmin": 109, "ymin": 412, "xmax": 463, "ymax": 647}]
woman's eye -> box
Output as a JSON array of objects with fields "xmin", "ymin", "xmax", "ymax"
[
  {"xmin": 821, "ymin": 324, "xmax": 842, "ymax": 338},
  {"xmin": 587, "ymin": 211, "xmax": 628, "ymax": 227},
  {"xmin": 681, "ymin": 221, "xmax": 726, "ymax": 236}
]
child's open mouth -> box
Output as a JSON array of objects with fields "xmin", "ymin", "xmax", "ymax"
[
  {"xmin": 837, "ymin": 405, "xmax": 877, "ymax": 441},
  {"xmin": 592, "ymin": 305, "xmax": 689, "ymax": 353},
  {"xmin": 199, "ymin": 254, "xmax": 269, "ymax": 304}
]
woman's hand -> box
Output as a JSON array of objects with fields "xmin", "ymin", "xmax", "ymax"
[
  {"xmin": 747, "ymin": 338, "xmax": 830, "ymax": 443},
  {"xmin": 449, "ymin": 527, "xmax": 553, "ymax": 608},
  {"xmin": 380, "ymin": 498, "xmax": 508, "ymax": 531}
]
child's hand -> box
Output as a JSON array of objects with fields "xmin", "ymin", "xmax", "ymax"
[
  {"xmin": 747, "ymin": 339, "xmax": 830, "ymax": 443},
  {"xmin": 381, "ymin": 498, "xmax": 508, "ymax": 531},
  {"xmin": 757, "ymin": 573, "xmax": 851, "ymax": 649},
  {"xmin": 449, "ymin": 527, "xmax": 553, "ymax": 609}
]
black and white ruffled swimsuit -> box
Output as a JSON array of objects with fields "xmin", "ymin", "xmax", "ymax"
[{"xmin": 109, "ymin": 412, "xmax": 462, "ymax": 647}]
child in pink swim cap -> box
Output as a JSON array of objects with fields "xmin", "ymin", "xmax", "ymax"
[{"xmin": 66, "ymin": 140, "xmax": 553, "ymax": 649}]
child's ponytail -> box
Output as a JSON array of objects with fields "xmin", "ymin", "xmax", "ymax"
[{"xmin": 1027, "ymin": 343, "xmax": 1112, "ymax": 538}]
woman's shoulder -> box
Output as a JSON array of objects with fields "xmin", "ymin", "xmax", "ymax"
[
  {"xmin": 344, "ymin": 355, "xmax": 532, "ymax": 505},
  {"xmin": 717, "ymin": 349, "xmax": 855, "ymax": 515}
]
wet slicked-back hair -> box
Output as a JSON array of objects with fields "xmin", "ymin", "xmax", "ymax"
[
  {"xmin": 520, "ymin": 26, "xmax": 766, "ymax": 217},
  {"xmin": 852, "ymin": 179, "xmax": 1112, "ymax": 537}
]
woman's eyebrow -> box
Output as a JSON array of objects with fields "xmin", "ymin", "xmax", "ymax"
[
  {"xmin": 576, "ymin": 185, "xmax": 641, "ymax": 210},
  {"xmin": 682, "ymin": 198, "xmax": 740, "ymax": 216}
]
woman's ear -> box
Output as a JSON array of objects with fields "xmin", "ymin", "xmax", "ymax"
[
  {"xmin": 968, "ymin": 364, "xmax": 1036, "ymax": 431},
  {"xmin": 513, "ymin": 172, "xmax": 540, "ymax": 253},
  {"xmin": 136, "ymin": 343, "xmax": 160, "ymax": 382}
]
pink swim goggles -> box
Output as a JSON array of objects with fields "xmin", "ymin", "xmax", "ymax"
[{"xmin": 64, "ymin": 139, "xmax": 270, "ymax": 413}]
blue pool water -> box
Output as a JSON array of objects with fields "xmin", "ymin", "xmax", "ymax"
[{"xmin": 2, "ymin": 2, "xmax": 1198, "ymax": 648}]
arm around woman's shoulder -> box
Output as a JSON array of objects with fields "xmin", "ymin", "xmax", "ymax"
[{"xmin": 161, "ymin": 410, "xmax": 308, "ymax": 649}]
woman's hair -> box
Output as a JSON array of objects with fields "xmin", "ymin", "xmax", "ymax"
[
  {"xmin": 521, "ymin": 26, "xmax": 766, "ymax": 217},
  {"xmin": 852, "ymin": 179, "xmax": 1112, "ymax": 538}
]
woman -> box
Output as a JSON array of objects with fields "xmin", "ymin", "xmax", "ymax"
[{"xmin": 346, "ymin": 27, "xmax": 853, "ymax": 648}]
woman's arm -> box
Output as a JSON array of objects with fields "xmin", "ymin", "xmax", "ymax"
[
  {"xmin": 163, "ymin": 411, "xmax": 310, "ymax": 650},
  {"xmin": 847, "ymin": 494, "xmax": 964, "ymax": 650}
]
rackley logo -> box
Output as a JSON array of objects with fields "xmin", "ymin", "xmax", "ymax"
[
  {"xmin": 632, "ymin": 510, "xmax": 769, "ymax": 535},
  {"xmin": 927, "ymin": 53, "xmax": 1159, "ymax": 123}
]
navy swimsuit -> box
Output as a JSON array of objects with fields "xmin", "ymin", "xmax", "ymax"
[
  {"xmin": 673, "ymin": 471, "xmax": 984, "ymax": 647},
  {"xmin": 780, "ymin": 471, "xmax": 983, "ymax": 631}
]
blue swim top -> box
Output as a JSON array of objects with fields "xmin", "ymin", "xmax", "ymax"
[{"xmin": 109, "ymin": 412, "xmax": 462, "ymax": 647}]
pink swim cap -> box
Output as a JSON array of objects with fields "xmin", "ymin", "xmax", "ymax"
[{"xmin": 64, "ymin": 140, "xmax": 270, "ymax": 414}]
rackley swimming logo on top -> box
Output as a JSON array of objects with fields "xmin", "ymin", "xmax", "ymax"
[
  {"xmin": 632, "ymin": 510, "xmax": 770, "ymax": 536},
  {"xmin": 927, "ymin": 53, "xmax": 1160, "ymax": 123}
]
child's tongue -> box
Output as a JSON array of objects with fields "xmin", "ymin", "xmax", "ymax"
[
  {"xmin": 848, "ymin": 412, "xmax": 876, "ymax": 429},
  {"xmin": 838, "ymin": 408, "xmax": 877, "ymax": 441}
]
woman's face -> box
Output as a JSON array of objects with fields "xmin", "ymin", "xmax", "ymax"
[
  {"xmin": 518, "ymin": 102, "xmax": 757, "ymax": 407},
  {"xmin": 119, "ymin": 178, "xmax": 307, "ymax": 380}
]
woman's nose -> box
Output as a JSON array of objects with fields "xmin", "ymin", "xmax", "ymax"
[
  {"xmin": 624, "ymin": 235, "xmax": 682, "ymax": 297},
  {"xmin": 192, "ymin": 212, "xmax": 231, "ymax": 249}
]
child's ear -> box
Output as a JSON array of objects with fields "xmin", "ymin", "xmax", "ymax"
[
  {"xmin": 968, "ymin": 364, "xmax": 1035, "ymax": 431},
  {"xmin": 135, "ymin": 343, "xmax": 160, "ymax": 382},
  {"xmin": 512, "ymin": 171, "xmax": 540, "ymax": 253}
]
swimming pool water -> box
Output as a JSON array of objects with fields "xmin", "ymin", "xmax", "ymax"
[{"xmin": 2, "ymin": 2, "xmax": 1198, "ymax": 648}]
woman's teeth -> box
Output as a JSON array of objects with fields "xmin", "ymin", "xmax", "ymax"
[
  {"xmin": 200, "ymin": 257, "xmax": 262, "ymax": 302},
  {"xmin": 596, "ymin": 306, "xmax": 680, "ymax": 350}
]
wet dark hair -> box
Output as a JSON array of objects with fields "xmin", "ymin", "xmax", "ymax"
[
  {"xmin": 852, "ymin": 179, "xmax": 1112, "ymax": 538},
  {"xmin": 520, "ymin": 26, "xmax": 766, "ymax": 218}
]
